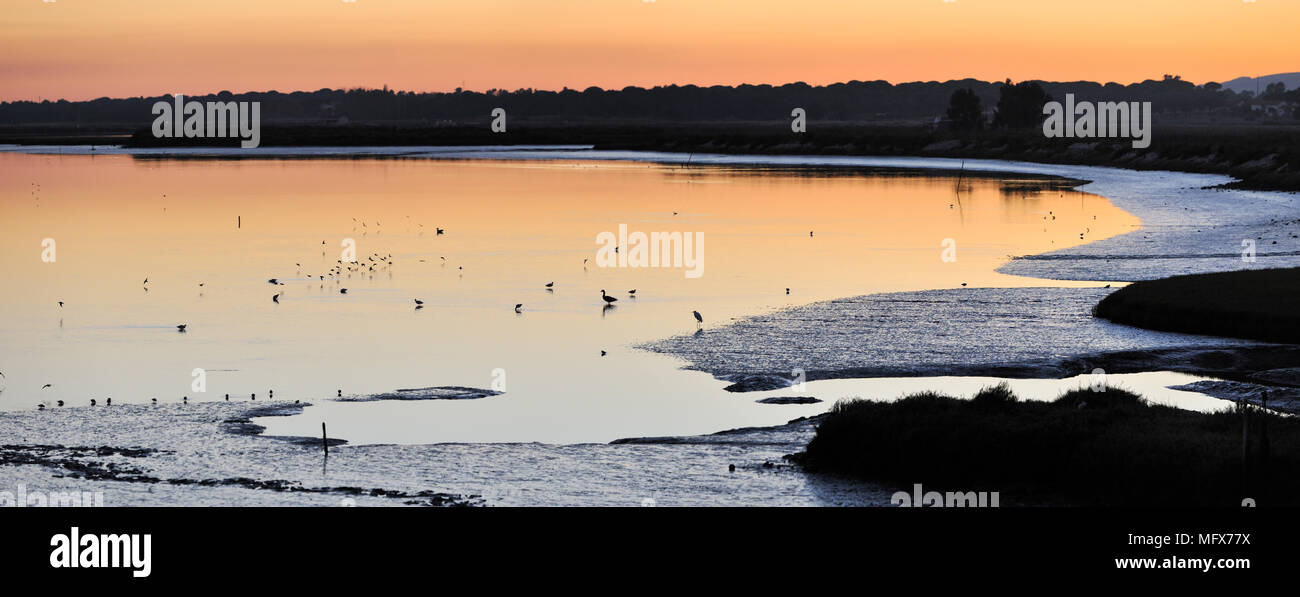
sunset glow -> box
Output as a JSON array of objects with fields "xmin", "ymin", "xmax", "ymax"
[{"xmin": 3, "ymin": 0, "xmax": 1296, "ymax": 101}]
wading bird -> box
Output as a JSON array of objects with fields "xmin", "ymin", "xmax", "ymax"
[
  {"xmin": 176, "ymin": 324, "xmax": 187, "ymax": 332},
  {"xmin": 693, "ymin": 310, "xmax": 703, "ymax": 329},
  {"xmin": 600, "ymin": 290, "xmax": 618, "ymax": 304}
]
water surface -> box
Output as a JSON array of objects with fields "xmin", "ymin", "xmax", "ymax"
[{"xmin": 1, "ymin": 151, "xmax": 1148, "ymax": 443}]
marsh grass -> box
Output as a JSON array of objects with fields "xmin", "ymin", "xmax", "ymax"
[{"xmin": 799, "ymin": 384, "xmax": 1298, "ymax": 505}]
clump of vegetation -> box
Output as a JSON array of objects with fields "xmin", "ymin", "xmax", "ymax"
[
  {"xmin": 1095, "ymin": 268, "xmax": 1300, "ymax": 343},
  {"xmin": 797, "ymin": 384, "xmax": 1297, "ymax": 506}
]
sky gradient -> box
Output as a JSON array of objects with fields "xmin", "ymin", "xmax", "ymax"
[{"xmin": 2, "ymin": 0, "xmax": 1296, "ymax": 102}]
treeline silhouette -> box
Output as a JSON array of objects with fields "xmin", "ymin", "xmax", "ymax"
[{"xmin": 2, "ymin": 76, "xmax": 1291, "ymax": 126}]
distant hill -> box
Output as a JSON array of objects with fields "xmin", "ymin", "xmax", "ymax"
[{"xmin": 1219, "ymin": 72, "xmax": 1300, "ymax": 94}]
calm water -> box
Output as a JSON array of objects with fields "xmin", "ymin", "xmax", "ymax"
[{"xmin": 1, "ymin": 150, "xmax": 1186, "ymax": 444}]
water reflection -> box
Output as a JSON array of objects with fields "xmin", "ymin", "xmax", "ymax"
[{"xmin": 0, "ymin": 152, "xmax": 1142, "ymax": 443}]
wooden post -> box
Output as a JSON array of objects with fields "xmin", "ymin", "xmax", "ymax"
[
  {"xmin": 322, "ymin": 422, "xmax": 329, "ymax": 456},
  {"xmin": 1261, "ymin": 391, "xmax": 1270, "ymax": 467},
  {"xmin": 1241, "ymin": 397, "xmax": 1250, "ymax": 493}
]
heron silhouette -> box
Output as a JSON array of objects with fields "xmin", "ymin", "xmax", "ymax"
[{"xmin": 693, "ymin": 310, "xmax": 703, "ymax": 329}]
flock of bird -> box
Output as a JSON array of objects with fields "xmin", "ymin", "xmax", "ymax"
[
  {"xmin": 26, "ymin": 217, "xmax": 721, "ymax": 410},
  {"xmin": 21, "ymin": 191, "xmax": 1043, "ymax": 413}
]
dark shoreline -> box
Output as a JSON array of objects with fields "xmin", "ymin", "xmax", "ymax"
[
  {"xmin": 4, "ymin": 121, "xmax": 1298, "ymax": 191},
  {"xmin": 1095, "ymin": 268, "xmax": 1300, "ymax": 344}
]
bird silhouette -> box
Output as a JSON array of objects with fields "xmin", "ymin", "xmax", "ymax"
[
  {"xmin": 57, "ymin": 301, "xmax": 63, "ymax": 307},
  {"xmin": 176, "ymin": 324, "xmax": 187, "ymax": 332},
  {"xmin": 41, "ymin": 384, "xmax": 51, "ymax": 389},
  {"xmin": 600, "ymin": 290, "xmax": 618, "ymax": 304},
  {"xmin": 628, "ymin": 289, "xmax": 636, "ymax": 295},
  {"xmin": 414, "ymin": 299, "xmax": 424, "ymax": 305},
  {"xmin": 340, "ymin": 288, "xmax": 348, "ymax": 294},
  {"xmin": 693, "ymin": 310, "xmax": 703, "ymax": 329},
  {"xmin": 515, "ymin": 303, "xmax": 523, "ymax": 313},
  {"xmin": 545, "ymin": 282, "xmax": 554, "ymax": 288}
]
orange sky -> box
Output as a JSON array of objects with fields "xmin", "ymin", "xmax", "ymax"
[{"xmin": 1, "ymin": 0, "xmax": 1296, "ymax": 102}]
